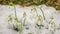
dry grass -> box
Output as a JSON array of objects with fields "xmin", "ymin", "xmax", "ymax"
[{"xmin": 0, "ymin": 0, "xmax": 60, "ymax": 10}]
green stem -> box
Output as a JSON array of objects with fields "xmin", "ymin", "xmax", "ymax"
[
  {"xmin": 14, "ymin": 5, "xmax": 17, "ymax": 18},
  {"xmin": 40, "ymin": 6, "xmax": 45, "ymax": 20},
  {"xmin": 14, "ymin": 5, "xmax": 19, "ymax": 23},
  {"xmin": 33, "ymin": 6, "xmax": 42, "ymax": 25},
  {"xmin": 19, "ymin": 20, "xmax": 23, "ymax": 34},
  {"xmin": 33, "ymin": 6, "xmax": 38, "ymax": 16}
]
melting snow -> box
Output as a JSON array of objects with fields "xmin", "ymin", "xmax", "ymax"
[{"xmin": 0, "ymin": 4, "xmax": 60, "ymax": 34}]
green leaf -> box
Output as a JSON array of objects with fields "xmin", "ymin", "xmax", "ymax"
[
  {"xmin": 44, "ymin": 0, "xmax": 48, "ymax": 2},
  {"xmin": 33, "ymin": 0, "xmax": 42, "ymax": 5}
]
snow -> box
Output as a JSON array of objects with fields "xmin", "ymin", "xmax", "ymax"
[{"xmin": 0, "ymin": 4, "xmax": 60, "ymax": 34}]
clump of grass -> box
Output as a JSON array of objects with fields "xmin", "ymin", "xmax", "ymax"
[
  {"xmin": 7, "ymin": 2, "xmax": 23, "ymax": 34},
  {"xmin": 31, "ymin": 6, "xmax": 44, "ymax": 29},
  {"xmin": 6, "ymin": 0, "xmax": 60, "ymax": 34},
  {"xmin": 37, "ymin": 15, "xmax": 43, "ymax": 29},
  {"xmin": 49, "ymin": 16, "xmax": 56, "ymax": 34}
]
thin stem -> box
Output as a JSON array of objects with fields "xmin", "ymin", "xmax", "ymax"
[
  {"xmin": 14, "ymin": 5, "xmax": 17, "ymax": 18},
  {"xmin": 33, "ymin": 6, "xmax": 38, "ymax": 16},
  {"xmin": 23, "ymin": 12, "xmax": 26, "ymax": 26},
  {"xmin": 40, "ymin": 6, "xmax": 45, "ymax": 20},
  {"xmin": 19, "ymin": 20, "xmax": 23, "ymax": 34},
  {"xmin": 13, "ymin": 5, "xmax": 19, "ymax": 23}
]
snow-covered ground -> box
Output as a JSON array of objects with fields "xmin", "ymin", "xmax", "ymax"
[{"xmin": 0, "ymin": 4, "xmax": 60, "ymax": 34}]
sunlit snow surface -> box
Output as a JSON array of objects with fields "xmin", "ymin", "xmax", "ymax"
[{"xmin": 0, "ymin": 4, "xmax": 60, "ymax": 34}]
